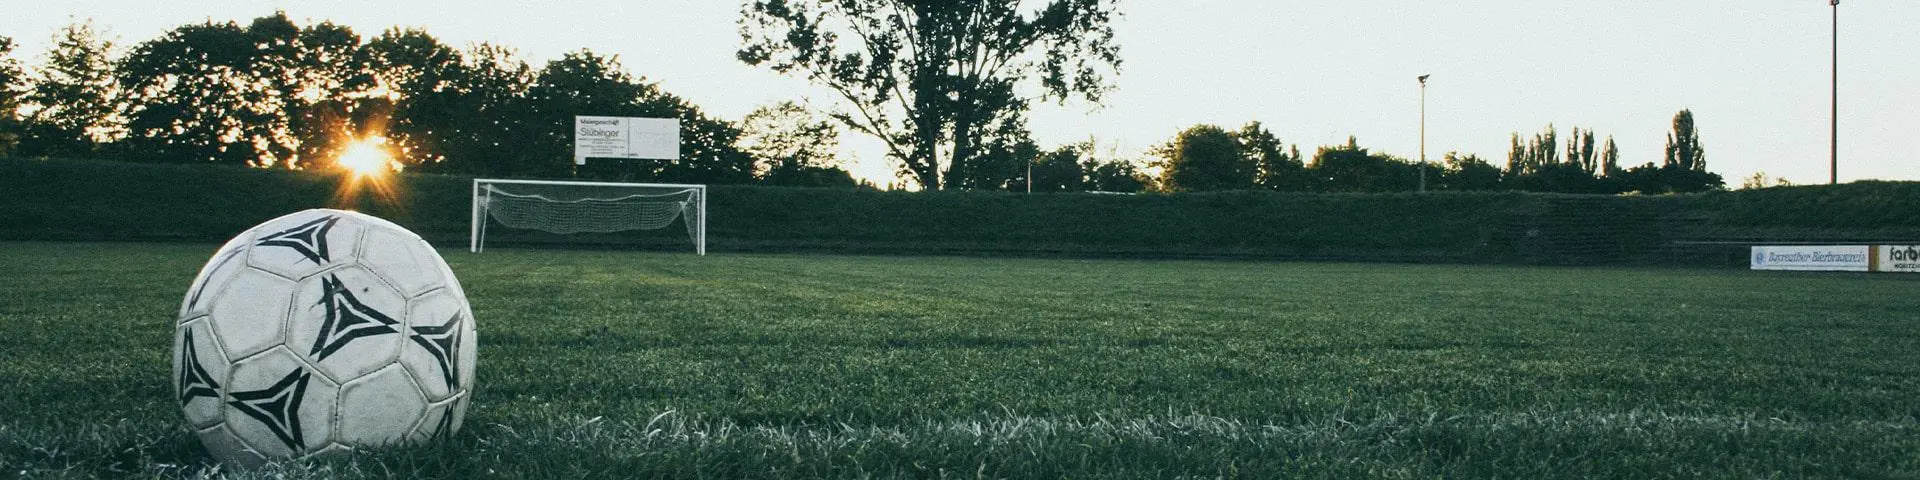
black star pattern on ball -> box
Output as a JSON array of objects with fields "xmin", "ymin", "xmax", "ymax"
[
  {"xmin": 408, "ymin": 312, "xmax": 463, "ymax": 389},
  {"xmin": 309, "ymin": 274, "xmax": 401, "ymax": 361},
  {"xmin": 177, "ymin": 330, "xmax": 222, "ymax": 405},
  {"xmin": 255, "ymin": 216, "xmax": 340, "ymax": 265},
  {"xmin": 227, "ymin": 367, "xmax": 312, "ymax": 452}
]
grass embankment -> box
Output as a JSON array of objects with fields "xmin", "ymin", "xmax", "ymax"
[{"xmin": 2, "ymin": 242, "xmax": 1916, "ymax": 477}]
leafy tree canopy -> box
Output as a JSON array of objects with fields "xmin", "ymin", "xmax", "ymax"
[
  {"xmin": 0, "ymin": 36, "xmax": 24, "ymax": 155},
  {"xmin": 739, "ymin": 0, "xmax": 1121, "ymax": 190}
]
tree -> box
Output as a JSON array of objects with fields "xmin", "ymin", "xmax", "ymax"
[
  {"xmin": 1028, "ymin": 143, "xmax": 1086, "ymax": 192},
  {"xmin": 1645, "ymin": 109, "xmax": 1722, "ymax": 193},
  {"xmin": 1237, "ymin": 122, "xmax": 1307, "ymax": 191},
  {"xmin": 118, "ymin": 19, "xmax": 261, "ymax": 164},
  {"xmin": 361, "ymin": 28, "xmax": 468, "ymax": 169},
  {"xmin": 943, "ymin": 109, "xmax": 1038, "ymax": 190},
  {"xmin": 739, "ymin": 101, "xmax": 855, "ymax": 187},
  {"xmin": 739, "ymin": 0, "xmax": 1122, "ymax": 190},
  {"xmin": 1084, "ymin": 157, "xmax": 1149, "ymax": 193},
  {"xmin": 277, "ymin": 20, "xmax": 381, "ymax": 171},
  {"xmin": 1600, "ymin": 136, "xmax": 1621, "ymax": 178},
  {"xmin": 1311, "ymin": 137, "xmax": 1416, "ymax": 193},
  {"xmin": 20, "ymin": 20, "xmax": 119, "ymax": 158},
  {"xmin": 1506, "ymin": 124, "xmax": 1615, "ymax": 192},
  {"xmin": 117, "ymin": 13, "xmax": 374, "ymax": 167},
  {"xmin": 433, "ymin": 43, "xmax": 540, "ymax": 175},
  {"xmin": 1439, "ymin": 152, "xmax": 1501, "ymax": 191},
  {"xmin": 1664, "ymin": 109, "xmax": 1705, "ymax": 172},
  {"xmin": 1505, "ymin": 125, "xmax": 1562, "ymax": 185},
  {"xmin": 1566, "ymin": 127, "xmax": 1597, "ymax": 176},
  {"xmin": 0, "ymin": 36, "xmax": 24, "ymax": 156},
  {"xmin": 1154, "ymin": 124, "xmax": 1251, "ymax": 192}
]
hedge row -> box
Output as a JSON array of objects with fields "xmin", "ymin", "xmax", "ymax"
[{"xmin": 4, "ymin": 158, "xmax": 1916, "ymax": 264}]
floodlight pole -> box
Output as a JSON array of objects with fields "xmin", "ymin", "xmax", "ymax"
[
  {"xmin": 1829, "ymin": 0, "xmax": 1840, "ymax": 185},
  {"xmin": 1418, "ymin": 74, "xmax": 1430, "ymax": 192}
]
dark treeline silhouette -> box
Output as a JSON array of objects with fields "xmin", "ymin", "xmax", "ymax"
[
  {"xmin": 1155, "ymin": 112, "xmax": 1723, "ymax": 194},
  {"xmin": 0, "ymin": 14, "xmax": 852, "ymax": 186},
  {"xmin": 0, "ymin": 12, "xmax": 1725, "ymax": 194}
]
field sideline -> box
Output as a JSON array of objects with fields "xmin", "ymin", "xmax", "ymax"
[{"xmin": 2, "ymin": 241, "xmax": 1917, "ymax": 478}]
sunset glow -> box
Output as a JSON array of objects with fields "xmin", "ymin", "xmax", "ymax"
[{"xmin": 337, "ymin": 137, "xmax": 397, "ymax": 177}]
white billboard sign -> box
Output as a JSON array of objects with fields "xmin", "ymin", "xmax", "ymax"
[
  {"xmin": 574, "ymin": 116, "xmax": 680, "ymax": 164},
  {"xmin": 1878, "ymin": 245, "xmax": 1920, "ymax": 273},
  {"xmin": 1750, "ymin": 245, "xmax": 1871, "ymax": 272}
]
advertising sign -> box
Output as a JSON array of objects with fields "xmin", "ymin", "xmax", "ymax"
[
  {"xmin": 1878, "ymin": 245, "xmax": 1920, "ymax": 273},
  {"xmin": 574, "ymin": 116, "xmax": 680, "ymax": 164},
  {"xmin": 1750, "ymin": 245, "xmax": 1871, "ymax": 272}
]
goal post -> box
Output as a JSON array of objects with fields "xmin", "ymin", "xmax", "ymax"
[{"xmin": 470, "ymin": 179, "xmax": 706, "ymax": 255}]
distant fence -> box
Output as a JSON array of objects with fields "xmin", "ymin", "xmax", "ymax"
[{"xmin": 4, "ymin": 158, "xmax": 1917, "ymax": 266}]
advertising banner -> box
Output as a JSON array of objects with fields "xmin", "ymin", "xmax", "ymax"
[
  {"xmin": 574, "ymin": 116, "xmax": 680, "ymax": 164},
  {"xmin": 1750, "ymin": 245, "xmax": 1871, "ymax": 272},
  {"xmin": 1878, "ymin": 245, "xmax": 1920, "ymax": 273}
]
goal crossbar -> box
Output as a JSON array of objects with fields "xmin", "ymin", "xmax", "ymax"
[{"xmin": 470, "ymin": 179, "xmax": 706, "ymax": 255}]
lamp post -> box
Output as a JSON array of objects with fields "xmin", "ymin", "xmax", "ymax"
[
  {"xmin": 1829, "ymin": 0, "xmax": 1839, "ymax": 185},
  {"xmin": 1418, "ymin": 74, "xmax": 1430, "ymax": 192}
]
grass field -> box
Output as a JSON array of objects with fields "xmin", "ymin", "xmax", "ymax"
[{"xmin": 2, "ymin": 241, "xmax": 1917, "ymax": 478}]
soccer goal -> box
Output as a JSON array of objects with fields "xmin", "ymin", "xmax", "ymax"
[{"xmin": 470, "ymin": 179, "xmax": 705, "ymax": 255}]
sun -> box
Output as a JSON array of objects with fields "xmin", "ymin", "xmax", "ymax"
[{"xmin": 337, "ymin": 137, "xmax": 397, "ymax": 177}]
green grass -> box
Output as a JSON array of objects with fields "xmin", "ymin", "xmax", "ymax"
[{"xmin": 2, "ymin": 241, "xmax": 1917, "ymax": 478}]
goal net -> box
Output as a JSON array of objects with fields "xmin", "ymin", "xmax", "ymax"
[{"xmin": 470, "ymin": 179, "xmax": 705, "ymax": 255}]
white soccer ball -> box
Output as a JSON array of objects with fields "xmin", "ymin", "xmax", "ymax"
[{"xmin": 173, "ymin": 209, "xmax": 476, "ymax": 467}]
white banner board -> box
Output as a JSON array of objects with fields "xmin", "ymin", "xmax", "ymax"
[
  {"xmin": 574, "ymin": 116, "xmax": 680, "ymax": 164},
  {"xmin": 1750, "ymin": 245, "xmax": 1871, "ymax": 272},
  {"xmin": 1878, "ymin": 245, "xmax": 1920, "ymax": 273}
]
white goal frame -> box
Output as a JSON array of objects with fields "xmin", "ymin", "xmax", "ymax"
[{"xmin": 470, "ymin": 179, "xmax": 706, "ymax": 255}]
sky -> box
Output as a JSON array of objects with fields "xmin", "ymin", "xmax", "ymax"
[{"xmin": 4, "ymin": 0, "xmax": 1916, "ymax": 187}]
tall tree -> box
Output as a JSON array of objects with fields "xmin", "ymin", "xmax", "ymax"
[
  {"xmin": 1440, "ymin": 152, "xmax": 1501, "ymax": 191},
  {"xmin": 1648, "ymin": 108, "xmax": 1722, "ymax": 193},
  {"xmin": 117, "ymin": 13, "xmax": 372, "ymax": 167},
  {"xmin": 1506, "ymin": 133, "xmax": 1525, "ymax": 178},
  {"xmin": 1566, "ymin": 127, "xmax": 1597, "ymax": 175},
  {"xmin": 0, "ymin": 36, "xmax": 24, "ymax": 156},
  {"xmin": 1028, "ymin": 143, "xmax": 1086, "ymax": 192},
  {"xmin": 1505, "ymin": 124, "xmax": 1560, "ymax": 181},
  {"xmin": 117, "ymin": 19, "xmax": 260, "ymax": 164},
  {"xmin": 739, "ymin": 0, "xmax": 1122, "ymax": 190},
  {"xmin": 433, "ymin": 43, "xmax": 539, "ymax": 175},
  {"xmin": 1237, "ymin": 122, "xmax": 1306, "ymax": 191},
  {"xmin": 21, "ymin": 20, "xmax": 119, "ymax": 158},
  {"xmin": 942, "ymin": 107, "xmax": 1037, "ymax": 190},
  {"xmin": 1155, "ymin": 124, "xmax": 1251, "ymax": 192},
  {"xmin": 1532, "ymin": 125, "xmax": 1559, "ymax": 171},
  {"xmin": 1664, "ymin": 109, "xmax": 1705, "ymax": 171},
  {"xmin": 1311, "ymin": 137, "xmax": 1418, "ymax": 193},
  {"xmin": 738, "ymin": 101, "xmax": 855, "ymax": 187},
  {"xmin": 361, "ymin": 28, "xmax": 467, "ymax": 169},
  {"xmin": 1600, "ymin": 136, "xmax": 1621, "ymax": 178},
  {"xmin": 278, "ymin": 20, "xmax": 379, "ymax": 171},
  {"xmin": 1084, "ymin": 157, "xmax": 1149, "ymax": 193}
]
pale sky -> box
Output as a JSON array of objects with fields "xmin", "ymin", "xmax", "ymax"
[{"xmin": 5, "ymin": 1, "xmax": 1916, "ymax": 187}]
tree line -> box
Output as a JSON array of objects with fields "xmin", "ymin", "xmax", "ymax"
[
  {"xmin": 1147, "ymin": 111, "xmax": 1722, "ymax": 194},
  {"xmin": 0, "ymin": 15, "xmax": 856, "ymax": 186},
  {"xmin": 0, "ymin": 3, "xmax": 1727, "ymax": 194}
]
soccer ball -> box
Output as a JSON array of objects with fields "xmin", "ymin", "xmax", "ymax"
[{"xmin": 173, "ymin": 209, "xmax": 476, "ymax": 466}]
